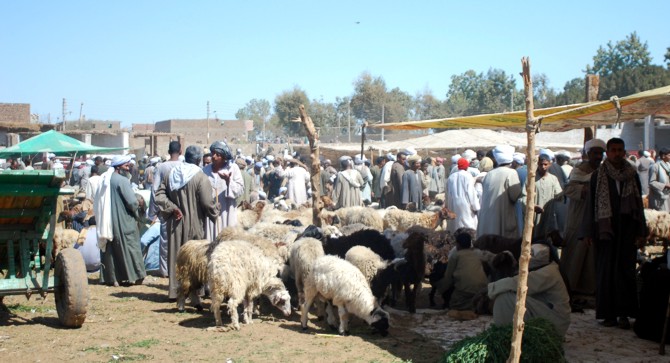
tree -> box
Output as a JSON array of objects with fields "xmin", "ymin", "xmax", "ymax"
[
  {"xmin": 274, "ymin": 87, "xmax": 310, "ymax": 137},
  {"xmin": 444, "ymin": 68, "xmax": 518, "ymax": 116},
  {"xmin": 586, "ymin": 32, "xmax": 652, "ymax": 77},
  {"xmin": 555, "ymin": 77, "xmax": 586, "ymax": 105},
  {"xmin": 411, "ymin": 88, "xmax": 447, "ymax": 120},
  {"xmin": 350, "ymin": 72, "xmax": 388, "ymax": 122},
  {"xmin": 235, "ymin": 98, "xmax": 271, "ymax": 140},
  {"xmin": 599, "ymin": 65, "xmax": 670, "ymax": 99},
  {"xmin": 665, "ymin": 46, "xmax": 670, "ymax": 68},
  {"xmin": 308, "ymin": 98, "xmax": 338, "ymax": 130},
  {"xmin": 532, "ymin": 73, "xmax": 558, "ymax": 108}
]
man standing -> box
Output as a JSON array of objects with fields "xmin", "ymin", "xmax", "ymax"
[
  {"xmin": 203, "ymin": 141, "xmax": 244, "ymax": 239},
  {"xmin": 637, "ymin": 150, "xmax": 654, "ymax": 197},
  {"xmin": 648, "ymin": 147, "xmax": 670, "ymax": 212},
  {"xmin": 332, "ymin": 156, "xmax": 363, "ymax": 209},
  {"xmin": 283, "ymin": 158, "xmax": 310, "ymax": 205},
  {"xmin": 154, "ymin": 146, "xmax": 220, "ymax": 301},
  {"xmin": 401, "ymin": 154, "xmax": 423, "ymax": 210},
  {"xmin": 585, "ymin": 138, "xmax": 647, "ymax": 329},
  {"xmin": 429, "ymin": 157, "xmax": 445, "ymax": 200},
  {"xmin": 523, "ymin": 154, "xmax": 563, "ymax": 239},
  {"xmin": 149, "ymin": 141, "xmax": 183, "ymax": 278},
  {"xmin": 234, "ymin": 158, "xmax": 252, "ymax": 206},
  {"xmin": 477, "ymin": 145, "xmax": 522, "ymax": 238},
  {"xmin": 560, "ymin": 138, "xmax": 605, "ymax": 302},
  {"xmin": 388, "ymin": 151, "xmax": 408, "ymax": 208},
  {"xmin": 446, "ymin": 158, "xmax": 479, "ymax": 232},
  {"xmin": 370, "ymin": 156, "xmax": 384, "ymax": 204},
  {"xmin": 99, "ymin": 155, "xmax": 146, "ymax": 287}
]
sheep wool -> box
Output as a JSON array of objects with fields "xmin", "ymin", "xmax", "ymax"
[
  {"xmin": 289, "ymin": 237, "xmax": 325, "ymax": 304},
  {"xmin": 345, "ymin": 246, "xmax": 388, "ymax": 284},
  {"xmin": 207, "ymin": 239, "xmax": 292, "ymax": 331},
  {"xmin": 175, "ymin": 239, "xmax": 210, "ymax": 312}
]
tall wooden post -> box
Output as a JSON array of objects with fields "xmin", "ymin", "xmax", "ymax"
[
  {"xmin": 584, "ymin": 75, "xmax": 600, "ymax": 142},
  {"xmin": 508, "ymin": 57, "xmax": 539, "ymax": 363},
  {"xmin": 298, "ymin": 105, "xmax": 323, "ymax": 226}
]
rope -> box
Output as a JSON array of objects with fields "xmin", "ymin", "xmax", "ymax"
[{"xmin": 610, "ymin": 95, "xmax": 622, "ymax": 127}]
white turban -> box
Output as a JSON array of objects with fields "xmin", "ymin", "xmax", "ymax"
[
  {"xmin": 405, "ymin": 146, "xmax": 417, "ymax": 156},
  {"xmin": 462, "ymin": 149, "xmax": 476, "ymax": 161},
  {"xmin": 451, "ymin": 154, "xmax": 461, "ymax": 164},
  {"xmin": 266, "ymin": 155, "xmax": 275, "ymax": 161},
  {"xmin": 513, "ymin": 152, "xmax": 525, "ymax": 165},
  {"xmin": 111, "ymin": 155, "xmax": 132, "ymax": 167},
  {"xmin": 584, "ymin": 139, "xmax": 606, "ymax": 153},
  {"xmin": 539, "ymin": 148, "xmax": 555, "ymax": 160},
  {"xmin": 73, "ymin": 161, "xmax": 82, "ymax": 167},
  {"xmin": 386, "ymin": 153, "xmax": 396, "ymax": 161},
  {"xmin": 85, "ymin": 159, "xmax": 95, "ymax": 166},
  {"xmin": 354, "ymin": 154, "xmax": 366, "ymax": 165},
  {"xmin": 642, "ymin": 150, "xmax": 651, "ymax": 158},
  {"xmin": 492, "ymin": 145, "xmax": 515, "ymax": 165},
  {"xmin": 150, "ymin": 156, "xmax": 161, "ymax": 164}
]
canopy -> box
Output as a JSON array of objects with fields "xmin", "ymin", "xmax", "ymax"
[
  {"xmin": 0, "ymin": 130, "xmax": 127, "ymax": 158},
  {"xmin": 370, "ymin": 85, "xmax": 670, "ymax": 132}
]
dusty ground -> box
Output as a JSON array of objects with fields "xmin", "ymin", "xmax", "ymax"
[{"xmin": 1, "ymin": 272, "xmax": 668, "ymax": 363}]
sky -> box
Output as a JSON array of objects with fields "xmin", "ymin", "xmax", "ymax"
[{"xmin": 1, "ymin": 1, "xmax": 668, "ymax": 127}]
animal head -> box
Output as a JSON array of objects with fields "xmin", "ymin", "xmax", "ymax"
[
  {"xmin": 320, "ymin": 195, "xmax": 335, "ymax": 210},
  {"xmin": 369, "ymin": 307, "xmax": 390, "ymax": 337},
  {"xmin": 402, "ymin": 232, "xmax": 426, "ymax": 251},
  {"xmin": 266, "ymin": 278, "xmax": 292, "ymax": 317},
  {"xmin": 238, "ymin": 200, "xmax": 253, "ymax": 210},
  {"xmin": 491, "ymin": 251, "xmax": 518, "ymax": 281}
]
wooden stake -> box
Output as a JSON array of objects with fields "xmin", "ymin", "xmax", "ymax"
[
  {"xmin": 507, "ymin": 57, "xmax": 539, "ymax": 363},
  {"xmin": 298, "ymin": 105, "xmax": 323, "ymax": 226},
  {"xmin": 584, "ymin": 75, "xmax": 599, "ymax": 142}
]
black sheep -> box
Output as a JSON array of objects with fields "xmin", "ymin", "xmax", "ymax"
[{"xmin": 322, "ymin": 229, "xmax": 395, "ymax": 261}]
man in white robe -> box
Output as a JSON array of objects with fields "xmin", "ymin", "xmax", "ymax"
[
  {"xmin": 476, "ymin": 145, "xmax": 522, "ymax": 238},
  {"xmin": 446, "ymin": 158, "xmax": 480, "ymax": 232},
  {"xmin": 332, "ymin": 156, "xmax": 363, "ymax": 209},
  {"xmin": 203, "ymin": 141, "xmax": 244, "ymax": 240},
  {"xmin": 282, "ymin": 159, "xmax": 310, "ymax": 205},
  {"xmin": 648, "ymin": 147, "xmax": 670, "ymax": 212}
]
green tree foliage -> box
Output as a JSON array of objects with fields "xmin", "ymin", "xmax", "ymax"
[
  {"xmin": 350, "ymin": 72, "xmax": 388, "ymax": 122},
  {"xmin": 444, "ymin": 69, "xmax": 518, "ymax": 116},
  {"xmin": 665, "ymin": 47, "xmax": 670, "ymax": 67},
  {"xmin": 555, "ymin": 77, "xmax": 586, "ymax": 105},
  {"xmin": 235, "ymin": 98, "xmax": 271, "ymax": 140},
  {"xmin": 533, "ymin": 73, "xmax": 559, "ymax": 108},
  {"xmin": 412, "ymin": 89, "xmax": 447, "ymax": 120},
  {"xmin": 273, "ymin": 86, "xmax": 309, "ymax": 136},
  {"xmin": 586, "ymin": 32, "xmax": 652, "ymax": 77},
  {"xmin": 599, "ymin": 65, "xmax": 670, "ymax": 99},
  {"xmin": 308, "ymin": 97, "xmax": 338, "ymax": 129}
]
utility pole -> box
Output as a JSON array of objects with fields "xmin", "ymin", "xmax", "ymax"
[
  {"xmin": 79, "ymin": 102, "xmax": 84, "ymax": 127},
  {"xmin": 348, "ymin": 102, "xmax": 351, "ymax": 143},
  {"xmin": 381, "ymin": 104, "xmax": 385, "ymax": 142},
  {"xmin": 206, "ymin": 101, "xmax": 210, "ymax": 145},
  {"xmin": 62, "ymin": 98, "xmax": 67, "ymax": 131}
]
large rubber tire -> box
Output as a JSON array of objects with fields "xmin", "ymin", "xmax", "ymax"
[{"xmin": 54, "ymin": 248, "xmax": 88, "ymax": 328}]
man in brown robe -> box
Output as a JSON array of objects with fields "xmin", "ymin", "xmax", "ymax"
[{"xmin": 155, "ymin": 146, "xmax": 220, "ymax": 301}]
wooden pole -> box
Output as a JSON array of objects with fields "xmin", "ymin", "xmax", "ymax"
[
  {"xmin": 360, "ymin": 122, "xmax": 367, "ymax": 160},
  {"xmin": 298, "ymin": 105, "xmax": 323, "ymax": 226},
  {"xmin": 507, "ymin": 57, "xmax": 539, "ymax": 363},
  {"xmin": 584, "ymin": 75, "xmax": 600, "ymax": 142}
]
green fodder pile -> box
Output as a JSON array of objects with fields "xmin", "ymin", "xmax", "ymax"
[{"xmin": 441, "ymin": 318, "xmax": 565, "ymax": 363}]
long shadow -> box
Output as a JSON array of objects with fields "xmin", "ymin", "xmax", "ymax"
[
  {"xmin": 0, "ymin": 310, "xmax": 65, "ymax": 329},
  {"xmin": 111, "ymin": 291, "xmax": 167, "ymax": 303}
]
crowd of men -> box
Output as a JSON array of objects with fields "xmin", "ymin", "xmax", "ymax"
[{"xmin": 31, "ymin": 136, "xmax": 670, "ymax": 336}]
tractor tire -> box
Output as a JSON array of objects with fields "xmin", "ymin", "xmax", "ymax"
[{"xmin": 54, "ymin": 248, "xmax": 88, "ymax": 328}]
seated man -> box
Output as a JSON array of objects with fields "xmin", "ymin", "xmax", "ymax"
[
  {"xmin": 436, "ymin": 231, "xmax": 488, "ymax": 312},
  {"xmin": 75, "ymin": 225, "xmax": 101, "ymax": 273},
  {"xmin": 488, "ymin": 243, "xmax": 571, "ymax": 336},
  {"xmin": 140, "ymin": 220, "xmax": 161, "ymax": 275}
]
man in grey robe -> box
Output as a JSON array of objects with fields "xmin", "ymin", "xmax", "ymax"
[
  {"xmin": 332, "ymin": 156, "xmax": 363, "ymax": 209},
  {"xmin": 521, "ymin": 154, "xmax": 562, "ymax": 239},
  {"xmin": 637, "ymin": 150, "xmax": 654, "ymax": 196},
  {"xmin": 155, "ymin": 146, "xmax": 220, "ymax": 300},
  {"xmin": 560, "ymin": 139, "xmax": 604, "ymax": 300},
  {"xmin": 99, "ymin": 155, "xmax": 147, "ymax": 287},
  {"xmin": 648, "ymin": 147, "xmax": 670, "ymax": 212},
  {"xmin": 437, "ymin": 231, "xmax": 488, "ymax": 311},
  {"xmin": 388, "ymin": 151, "xmax": 408, "ymax": 208},
  {"xmin": 401, "ymin": 154, "xmax": 423, "ymax": 210},
  {"xmin": 489, "ymin": 243, "xmax": 571, "ymax": 337},
  {"xmin": 476, "ymin": 145, "xmax": 522, "ymax": 238}
]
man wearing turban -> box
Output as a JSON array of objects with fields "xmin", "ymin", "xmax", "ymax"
[
  {"xmin": 446, "ymin": 158, "xmax": 480, "ymax": 231},
  {"xmin": 203, "ymin": 141, "xmax": 244, "ymax": 238}
]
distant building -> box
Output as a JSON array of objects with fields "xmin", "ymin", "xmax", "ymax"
[{"xmin": 154, "ymin": 119, "xmax": 253, "ymax": 145}]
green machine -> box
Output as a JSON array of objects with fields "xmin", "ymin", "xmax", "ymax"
[{"xmin": 0, "ymin": 169, "xmax": 88, "ymax": 327}]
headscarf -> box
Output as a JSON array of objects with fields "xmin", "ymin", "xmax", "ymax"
[
  {"xmin": 478, "ymin": 156, "xmax": 494, "ymax": 172},
  {"xmin": 111, "ymin": 155, "xmax": 132, "ymax": 167},
  {"xmin": 457, "ymin": 157, "xmax": 469, "ymax": 170},
  {"xmin": 492, "ymin": 145, "xmax": 514, "ymax": 165},
  {"xmin": 584, "ymin": 138, "xmax": 606, "ymax": 153},
  {"xmin": 210, "ymin": 141, "xmax": 233, "ymax": 160}
]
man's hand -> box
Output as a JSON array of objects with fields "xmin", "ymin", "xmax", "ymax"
[
  {"xmin": 534, "ymin": 205, "xmax": 543, "ymax": 214},
  {"xmin": 173, "ymin": 208, "xmax": 183, "ymax": 221}
]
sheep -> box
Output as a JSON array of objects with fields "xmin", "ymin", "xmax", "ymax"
[
  {"xmin": 289, "ymin": 237, "xmax": 325, "ymax": 306},
  {"xmin": 261, "ymin": 202, "xmax": 313, "ymax": 226},
  {"xmin": 643, "ymin": 208, "xmax": 670, "ymax": 249},
  {"xmin": 319, "ymin": 206, "xmax": 384, "ymax": 231},
  {"xmin": 237, "ymin": 200, "xmax": 266, "ymax": 230},
  {"xmin": 473, "ymin": 230, "xmax": 563, "ymax": 261},
  {"xmin": 207, "ymin": 239, "xmax": 292, "ymax": 331},
  {"xmin": 382, "ymin": 206, "xmax": 450, "ymax": 232},
  {"xmin": 248, "ymin": 222, "xmax": 305, "ymax": 248},
  {"xmin": 338, "ymin": 223, "xmax": 371, "ymax": 236},
  {"xmin": 216, "ymin": 226, "xmax": 288, "ymax": 274},
  {"xmin": 369, "ymin": 231, "xmax": 427, "ymax": 313},
  {"xmin": 301, "ymin": 255, "xmax": 390, "ymax": 336},
  {"xmin": 472, "ymin": 250, "xmax": 518, "ymax": 315},
  {"xmin": 322, "ymin": 229, "xmax": 396, "ymax": 261},
  {"xmin": 175, "ymin": 239, "xmax": 210, "ymax": 312},
  {"xmin": 344, "ymin": 246, "xmax": 388, "ymax": 284}
]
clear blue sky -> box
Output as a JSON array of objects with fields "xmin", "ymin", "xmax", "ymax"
[{"xmin": 1, "ymin": 0, "xmax": 668, "ymax": 127}]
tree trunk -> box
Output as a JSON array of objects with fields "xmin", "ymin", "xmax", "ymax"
[
  {"xmin": 584, "ymin": 74, "xmax": 600, "ymax": 142},
  {"xmin": 298, "ymin": 105, "xmax": 323, "ymax": 226},
  {"xmin": 507, "ymin": 57, "xmax": 539, "ymax": 363}
]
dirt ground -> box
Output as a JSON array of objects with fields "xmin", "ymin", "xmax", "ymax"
[{"xmin": 1, "ymin": 271, "xmax": 668, "ymax": 363}]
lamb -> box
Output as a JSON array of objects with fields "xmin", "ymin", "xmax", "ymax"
[
  {"xmin": 301, "ymin": 255, "xmax": 390, "ymax": 336},
  {"xmin": 237, "ymin": 201, "xmax": 266, "ymax": 230},
  {"xmin": 345, "ymin": 246, "xmax": 388, "ymax": 284},
  {"xmin": 643, "ymin": 208, "xmax": 670, "ymax": 249},
  {"xmin": 248, "ymin": 222, "xmax": 305, "ymax": 248},
  {"xmin": 216, "ymin": 226, "xmax": 288, "ymax": 274},
  {"xmin": 322, "ymin": 229, "xmax": 396, "ymax": 261},
  {"xmin": 382, "ymin": 207, "xmax": 450, "ymax": 232},
  {"xmin": 175, "ymin": 239, "xmax": 210, "ymax": 312},
  {"xmin": 289, "ymin": 237, "xmax": 325, "ymax": 305},
  {"xmin": 207, "ymin": 239, "xmax": 292, "ymax": 331},
  {"xmin": 319, "ymin": 206, "xmax": 384, "ymax": 231}
]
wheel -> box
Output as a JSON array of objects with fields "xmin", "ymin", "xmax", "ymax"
[{"xmin": 54, "ymin": 248, "xmax": 88, "ymax": 328}]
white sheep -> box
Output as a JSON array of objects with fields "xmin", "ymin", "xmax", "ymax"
[
  {"xmin": 175, "ymin": 239, "xmax": 209, "ymax": 312},
  {"xmin": 301, "ymin": 255, "xmax": 390, "ymax": 336},
  {"xmin": 216, "ymin": 226, "xmax": 288, "ymax": 274},
  {"xmin": 344, "ymin": 246, "xmax": 388, "ymax": 284},
  {"xmin": 236, "ymin": 201, "xmax": 266, "ymax": 230},
  {"xmin": 319, "ymin": 206, "xmax": 384, "ymax": 231},
  {"xmin": 382, "ymin": 207, "xmax": 444, "ymax": 232},
  {"xmin": 289, "ymin": 237, "xmax": 325, "ymax": 305},
  {"xmin": 247, "ymin": 222, "xmax": 305, "ymax": 248},
  {"xmin": 207, "ymin": 239, "xmax": 292, "ymax": 331},
  {"xmin": 643, "ymin": 208, "xmax": 670, "ymax": 247}
]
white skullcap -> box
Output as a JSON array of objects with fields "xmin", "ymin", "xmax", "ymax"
[
  {"xmin": 462, "ymin": 149, "xmax": 476, "ymax": 161},
  {"xmin": 353, "ymin": 154, "xmax": 366, "ymax": 165},
  {"xmin": 387, "ymin": 153, "xmax": 396, "ymax": 161},
  {"xmin": 111, "ymin": 155, "xmax": 132, "ymax": 167},
  {"xmin": 86, "ymin": 159, "xmax": 95, "ymax": 166},
  {"xmin": 513, "ymin": 152, "xmax": 525, "ymax": 165},
  {"xmin": 584, "ymin": 139, "xmax": 606, "ymax": 153},
  {"xmin": 642, "ymin": 151, "xmax": 651, "ymax": 157},
  {"xmin": 493, "ymin": 145, "xmax": 515, "ymax": 165},
  {"xmin": 178, "ymin": 155, "xmax": 185, "ymax": 162},
  {"xmin": 279, "ymin": 186, "xmax": 287, "ymax": 194},
  {"xmin": 129, "ymin": 154, "xmax": 136, "ymax": 159},
  {"xmin": 47, "ymin": 153, "xmax": 55, "ymax": 159},
  {"xmin": 266, "ymin": 155, "xmax": 275, "ymax": 161},
  {"xmin": 539, "ymin": 148, "xmax": 555, "ymax": 160},
  {"xmin": 73, "ymin": 161, "xmax": 82, "ymax": 167},
  {"xmin": 130, "ymin": 160, "xmax": 136, "ymax": 165},
  {"xmin": 150, "ymin": 156, "xmax": 161, "ymax": 164},
  {"xmin": 451, "ymin": 154, "xmax": 461, "ymax": 164},
  {"xmin": 245, "ymin": 156, "xmax": 253, "ymax": 164},
  {"xmin": 52, "ymin": 161, "xmax": 64, "ymax": 169},
  {"xmin": 405, "ymin": 146, "xmax": 417, "ymax": 156}
]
